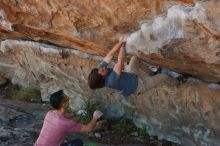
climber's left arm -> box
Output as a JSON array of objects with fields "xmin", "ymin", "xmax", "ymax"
[{"xmin": 113, "ymin": 43, "xmax": 126, "ymax": 75}]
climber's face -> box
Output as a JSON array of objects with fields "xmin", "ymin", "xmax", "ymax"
[{"xmin": 98, "ymin": 67, "xmax": 108, "ymax": 77}]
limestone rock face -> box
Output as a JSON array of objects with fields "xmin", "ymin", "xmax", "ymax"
[
  {"xmin": 0, "ymin": 0, "xmax": 220, "ymax": 146},
  {"xmin": 1, "ymin": 39, "xmax": 220, "ymax": 146},
  {"xmin": 0, "ymin": 0, "xmax": 193, "ymax": 56},
  {"xmin": 127, "ymin": 1, "xmax": 220, "ymax": 82}
]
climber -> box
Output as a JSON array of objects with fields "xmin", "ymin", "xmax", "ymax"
[
  {"xmin": 88, "ymin": 37, "xmax": 171, "ymax": 96},
  {"xmin": 34, "ymin": 90, "xmax": 103, "ymax": 146}
]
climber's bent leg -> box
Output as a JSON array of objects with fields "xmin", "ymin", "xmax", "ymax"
[
  {"xmin": 126, "ymin": 56, "xmax": 141, "ymax": 75},
  {"xmin": 135, "ymin": 74, "xmax": 171, "ymax": 95},
  {"xmin": 126, "ymin": 56, "xmax": 149, "ymax": 78},
  {"xmin": 127, "ymin": 56, "xmax": 176, "ymax": 95}
]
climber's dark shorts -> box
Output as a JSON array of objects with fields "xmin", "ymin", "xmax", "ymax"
[{"xmin": 61, "ymin": 139, "xmax": 83, "ymax": 146}]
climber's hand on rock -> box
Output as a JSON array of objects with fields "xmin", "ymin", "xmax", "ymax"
[
  {"xmin": 119, "ymin": 36, "xmax": 128, "ymax": 43},
  {"xmin": 93, "ymin": 110, "xmax": 103, "ymax": 120}
]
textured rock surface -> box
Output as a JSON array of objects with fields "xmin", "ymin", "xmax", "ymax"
[
  {"xmin": 0, "ymin": 0, "xmax": 193, "ymax": 56},
  {"xmin": 0, "ymin": 98, "xmax": 45, "ymax": 146},
  {"xmin": 0, "ymin": 0, "xmax": 220, "ymax": 146},
  {"xmin": 0, "ymin": 0, "xmax": 219, "ymax": 82},
  {"xmin": 127, "ymin": 1, "xmax": 220, "ymax": 82},
  {"xmin": 1, "ymin": 40, "xmax": 220, "ymax": 146}
]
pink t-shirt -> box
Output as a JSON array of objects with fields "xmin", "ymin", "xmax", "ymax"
[{"xmin": 35, "ymin": 110, "xmax": 83, "ymax": 146}]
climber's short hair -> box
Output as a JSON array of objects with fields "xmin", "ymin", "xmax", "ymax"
[
  {"xmin": 50, "ymin": 90, "xmax": 65, "ymax": 109},
  {"xmin": 88, "ymin": 68, "xmax": 105, "ymax": 90}
]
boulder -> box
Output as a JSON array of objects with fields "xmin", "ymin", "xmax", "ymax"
[
  {"xmin": 126, "ymin": 1, "xmax": 220, "ymax": 82},
  {"xmin": 0, "ymin": 0, "xmax": 220, "ymax": 146}
]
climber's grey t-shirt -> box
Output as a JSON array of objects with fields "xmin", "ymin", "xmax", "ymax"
[{"xmin": 98, "ymin": 61, "xmax": 138, "ymax": 96}]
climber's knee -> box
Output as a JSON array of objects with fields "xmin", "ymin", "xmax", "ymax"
[
  {"xmin": 127, "ymin": 56, "xmax": 142, "ymax": 74},
  {"xmin": 129, "ymin": 56, "xmax": 140, "ymax": 66}
]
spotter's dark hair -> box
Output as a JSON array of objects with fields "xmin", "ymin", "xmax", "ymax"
[{"xmin": 50, "ymin": 90, "xmax": 65, "ymax": 109}]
